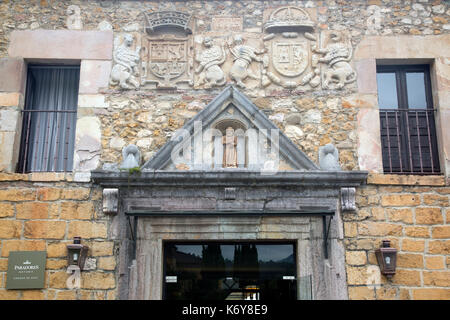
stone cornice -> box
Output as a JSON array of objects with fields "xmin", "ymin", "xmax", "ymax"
[{"xmin": 91, "ymin": 169, "xmax": 368, "ymax": 188}]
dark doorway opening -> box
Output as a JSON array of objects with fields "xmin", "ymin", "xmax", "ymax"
[{"xmin": 163, "ymin": 241, "xmax": 297, "ymax": 300}]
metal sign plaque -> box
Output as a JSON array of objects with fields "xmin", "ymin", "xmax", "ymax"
[{"xmin": 6, "ymin": 251, "xmax": 46, "ymax": 289}]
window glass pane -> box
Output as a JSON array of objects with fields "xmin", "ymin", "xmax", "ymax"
[
  {"xmin": 164, "ymin": 242, "xmax": 297, "ymax": 300},
  {"xmin": 406, "ymin": 72, "xmax": 427, "ymax": 109},
  {"xmin": 376, "ymin": 72, "xmax": 398, "ymax": 109}
]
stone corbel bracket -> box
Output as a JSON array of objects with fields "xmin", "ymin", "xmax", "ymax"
[
  {"xmin": 103, "ymin": 188, "xmax": 119, "ymax": 214},
  {"xmin": 340, "ymin": 187, "xmax": 356, "ymax": 212}
]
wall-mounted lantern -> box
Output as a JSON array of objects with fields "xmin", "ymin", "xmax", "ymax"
[
  {"xmin": 67, "ymin": 236, "xmax": 89, "ymax": 273},
  {"xmin": 375, "ymin": 240, "xmax": 397, "ymax": 279}
]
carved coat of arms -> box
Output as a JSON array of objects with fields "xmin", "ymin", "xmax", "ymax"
[
  {"xmin": 262, "ymin": 6, "xmax": 320, "ymax": 89},
  {"xmin": 140, "ymin": 11, "xmax": 194, "ymax": 89},
  {"xmin": 272, "ymin": 41, "xmax": 309, "ymax": 77}
]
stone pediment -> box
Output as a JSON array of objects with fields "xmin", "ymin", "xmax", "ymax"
[{"xmin": 142, "ymin": 86, "xmax": 319, "ymax": 171}]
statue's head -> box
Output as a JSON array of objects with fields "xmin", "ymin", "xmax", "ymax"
[
  {"xmin": 226, "ymin": 127, "xmax": 234, "ymax": 136},
  {"xmin": 203, "ymin": 37, "xmax": 213, "ymax": 47},
  {"xmin": 233, "ymin": 35, "xmax": 243, "ymax": 45},
  {"xmin": 124, "ymin": 34, "xmax": 134, "ymax": 46}
]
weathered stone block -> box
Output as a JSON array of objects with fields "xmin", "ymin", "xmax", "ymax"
[
  {"xmin": 344, "ymin": 222, "xmax": 358, "ymax": 237},
  {"xmin": 0, "ymin": 189, "xmax": 36, "ymax": 201},
  {"xmin": 423, "ymin": 271, "xmax": 450, "ymax": 286},
  {"xmin": 1, "ymin": 240, "xmax": 46, "ymax": 257},
  {"xmin": 346, "ymin": 251, "xmax": 367, "ymax": 265},
  {"xmin": 21, "ymin": 290, "xmax": 45, "ymax": 300},
  {"xmin": 0, "ymin": 57, "xmax": 26, "ymax": 93},
  {"xmin": 368, "ymin": 174, "xmax": 445, "ymax": 186},
  {"xmin": 0, "ymin": 131, "xmax": 19, "ymax": 172},
  {"xmin": 73, "ymin": 116, "xmax": 101, "ymax": 172},
  {"xmin": 36, "ymin": 188, "xmax": 61, "ymax": 201},
  {"xmin": 412, "ymin": 289, "xmax": 450, "ymax": 300},
  {"xmin": 0, "ymin": 109, "xmax": 20, "ymax": 131},
  {"xmin": 60, "ymin": 202, "xmax": 93, "ymax": 220},
  {"xmin": 386, "ymin": 208, "xmax": 413, "ymax": 224},
  {"xmin": 60, "ymin": 188, "xmax": 91, "ymax": 200},
  {"xmin": 81, "ymin": 272, "xmax": 115, "ymax": 289},
  {"xmin": 422, "ymin": 194, "xmax": 449, "ymax": 206},
  {"xmin": 0, "ymin": 220, "xmax": 22, "ymax": 238},
  {"xmin": 348, "ymin": 286, "xmax": 375, "ymax": 300},
  {"xmin": 415, "ymin": 207, "xmax": 443, "ymax": 224},
  {"xmin": 78, "ymin": 94, "xmax": 109, "ymax": 108},
  {"xmin": 396, "ymin": 253, "xmax": 423, "ymax": 269},
  {"xmin": 0, "ymin": 203, "xmax": 14, "ymax": 217},
  {"xmin": 16, "ymin": 202, "xmax": 51, "ymax": 219},
  {"xmin": 425, "ymin": 256, "xmax": 445, "ymax": 270},
  {"xmin": 88, "ymin": 241, "xmax": 114, "ymax": 256},
  {"xmin": 355, "ymin": 59, "xmax": 377, "ymax": 94},
  {"xmin": 404, "ymin": 226, "xmax": 430, "ymax": 238},
  {"xmin": 375, "ymin": 287, "xmax": 398, "ymax": 300},
  {"xmin": 46, "ymin": 259, "xmax": 67, "ymax": 270},
  {"xmin": 391, "ymin": 269, "xmax": 421, "ymax": 286},
  {"xmin": 0, "ymin": 92, "xmax": 22, "ymax": 107},
  {"xmin": 401, "ymin": 239, "xmax": 425, "ymax": 252},
  {"xmin": 346, "ymin": 266, "xmax": 369, "ymax": 285},
  {"xmin": 48, "ymin": 271, "xmax": 69, "ymax": 289},
  {"xmin": 0, "ymin": 290, "xmax": 20, "ymax": 300},
  {"xmin": 381, "ymin": 194, "xmax": 420, "ymax": 206},
  {"xmin": 432, "ymin": 226, "xmax": 450, "ymax": 239},
  {"xmin": 428, "ymin": 240, "xmax": 450, "ymax": 254},
  {"xmin": 358, "ymin": 222, "xmax": 402, "ymax": 236},
  {"xmin": 68, "ymin": 221, "xmax": 107, "ymax": 239},
  {"xmin": 79, "ymin": 60, "xmax": 112, "ymax": 94},
  {"xmin": 24, "ymin": 221, "xmax": 66, "ymax": 239},
  {"xmin": 98, "ymin": 256, "xmax": 116, "ymax": 271},
  {"xmin": 47, "ymin": 242, "xmax": 70, "ymax": 258},
  {"xmin": 357, "ymin": 108, "xmax": 383, "ymax": 172}
]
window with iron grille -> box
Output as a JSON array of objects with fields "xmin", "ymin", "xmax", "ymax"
[
  {"xmin": 17, "ymin": 65, "xmax": 80, "ymax": 173},
  {"xmin": 377, "ymin": 65, "xmax": 440, "ymax": 174}
]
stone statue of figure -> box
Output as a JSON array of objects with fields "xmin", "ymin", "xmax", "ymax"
[
  {"xmin": 110, "ymin": 34, "xmax": 141, "ymax": 90},
  {"xmin": 223, "ymin": 127, "xmax": 237, "ymax": 168},
  {"xmin": 228, "ymin": 35, "xmax": 264, "ymax": 88},
  {"xmin": 195, "ymin": 36, "xmax": 227, "ymax": 87}
]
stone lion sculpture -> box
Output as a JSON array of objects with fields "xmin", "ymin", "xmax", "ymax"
[
  {"xmin": 316, "ymin": 32, "xmax": 356, "ymax": 90},
  {"xmin": 110, "ymin": 34, "xmax": 141, "ymax": 90},
  {"xmin": 195, "ymin": 37, "xmax": 227, "ymax": 87}
]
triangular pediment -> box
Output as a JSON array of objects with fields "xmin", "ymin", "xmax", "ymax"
[{"xmin": 142, "ymin": 86, "xmax": 319, "ymax": 171}]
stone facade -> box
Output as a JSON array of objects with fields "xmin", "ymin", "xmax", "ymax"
[{"xmin": 0, "ymin": 0, "xmax": 449, "ymax": 300}]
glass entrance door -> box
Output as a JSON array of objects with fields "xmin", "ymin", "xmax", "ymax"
[{"xmin": 163, "ymin": 241, "xmax": 297, "ymax": 300}]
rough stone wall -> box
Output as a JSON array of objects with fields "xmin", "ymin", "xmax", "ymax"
[
  {"xmin": 0, "ymin": 173, "xmax": 117, "ymax": 300},
  {"xmin": 0, "ymin": 0, "xmax": 449, "ymax": 300},
  {"xmin": 348, "ymin": 175, "xmax": 450, "ymax": 300}
]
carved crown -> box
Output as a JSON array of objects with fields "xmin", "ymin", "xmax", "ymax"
[
  {"xmin": 264, "ymin": 6, "xmax": 315, "ymax": 33},
  {"xmin": 144, "ymin": 11, "xmax": 192, "ymax": 35}
]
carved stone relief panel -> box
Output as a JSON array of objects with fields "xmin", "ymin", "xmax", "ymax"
[
  {"xmin": 316, "ymin": 30, "xmax": 356, "ymax": 90},
  {"xmin": 141, "ymin": 35, "xmax": 194, "ymax": 89},
  {"xmin": 110, "ymin": 33, "xmax": 142, "ymax": 90},
  {"xmin": 193, "ymin": 33, "xmax": 264, "ymax": 90},
  {"xmin": 211, "ymin": 16, "xmax": 243, "ymax": 32},
  {"xmin": 262, "ymin": 6, "xmax": 321, "ymax": 90}
]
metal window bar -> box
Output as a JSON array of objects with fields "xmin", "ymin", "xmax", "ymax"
[
  {"xmin": 380, "ymin": 108, "xmax": 440, "ymax": 175},
  {"xmin": 19, "ymin": 109, "xmax": 77, "ymax": 173}
]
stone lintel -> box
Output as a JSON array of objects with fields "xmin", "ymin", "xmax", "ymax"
[{"xmin": 8, "ymin": 30, "xmax": 113, "ymax": 60}]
